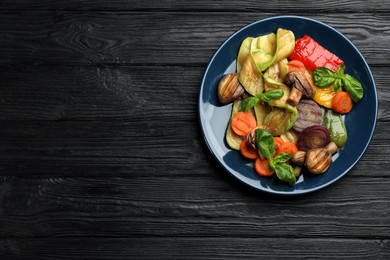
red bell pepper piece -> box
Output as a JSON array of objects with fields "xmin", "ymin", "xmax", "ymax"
[{"xmin": 288, "ymin": 35, "xmax": 344, "ymax": 72}]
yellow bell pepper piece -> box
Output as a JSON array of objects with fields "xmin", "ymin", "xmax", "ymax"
[{"xmin": 313, "ymin": 85, "xmax": 337, "ymax": 109}]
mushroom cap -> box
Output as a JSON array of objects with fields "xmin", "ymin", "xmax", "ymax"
[{"xmin": 285, "ymin": 72, "xmax": 315, "ymax": 98}]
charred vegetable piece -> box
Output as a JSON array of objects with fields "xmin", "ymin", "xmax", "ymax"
[
  {"xmin": 217, "ymin": 73, "xmax": 245, "ymax": 104},
  {"xmin": 237, "ymin": 37, "xmax": 254, "ymax": 73},
  {"xmin": 313, "ymin": 85, "xmax": 336, "ymax": 108},
  {"xmin": 323, "ymin": 109, "xmax": 347, "ymax": 148},
  {"xmin": 238, "ymin": 55, "xmax": 264, "ymax": 96},
  {"xmin": 251, "ymin": 49, "xmax": 274, "ymax": 72},
  {"xmin": 305, "ymin": 142, "xmax": 338, "ymax": 174},
  {"xmin": 263, "ymin": 59, "xmax": 289, "ymax": 87},
  {"xmin": 291, "ymin": 151, "xmax": 306, "ymax": 166},
  {"xmin": 272, "ymin": 28, "xmax": 296, "ymax": 68},
  {"xmin": 250, "ymin": 28, "xmax": 295, "ymax": 72},
  {"xmin": 257, "ymin": 33, "xmax": 276, "ymax": 54},
  {"xmin": 254, "ymin": 102, "xmax": 268, "ymax": 126},
  {"xmin": 297, "ymin": 125, "xmax": 330, "ymax": 152},
  {"xmin": 280, "ymin": 130, "xmax": 299, "ymax": 144},
  {"xmin": 225, "ymin": 100, "xmax": 245, "ymax": 150},
  {"xmin": 231, "ymin": 111, "xmax": 257, "ymax": 136},
  {"xmin": 293, "ymin": 99, "xmax": 322, "ymax": 133},
  {"xmin": 263, "ymin": 105, "xmax": 297, "ymax": 136},
  {"xmin": 285, "ymin": 71, "xmax": 316, "ymax": 106},
  {"xmin": 289, "ymin": 35, "xmax": 344, "ymax": 72}
]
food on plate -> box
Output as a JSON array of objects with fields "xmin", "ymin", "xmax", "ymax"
[
  {"xmin": 217, "ymin": 73, "xmax": 245, "ymax": 104},
  {"xmin": 302, "ymin": 142, "xmax": 339, "ymax": 174},
  {"xmin": 291, "ymin": 142, "xmax": 338, "ymax": 174},
  {"xmin": 323, "ymin": 109, "xmax": 347, "ymax": 148},
  {"xmin": 292, "ymin": 99, "xmax": 322, "ymax": 133},
  {"xmin": 331, "ymin": 91, "xmax": 353, "ymax": 114},
  {"xmin": 285, "ymin": 71, "xmax": 315, "ymax": 106},
  {"xmin": 288, "ymin": 35, "xmax": 344, "ymax": 72},
  {"xmin": 297, "ymin": 125, "xmax": 330, "ymax": 152},
  {"xmin": 216, "ymin": 27, "xmax": 365, "ymax": 185}
]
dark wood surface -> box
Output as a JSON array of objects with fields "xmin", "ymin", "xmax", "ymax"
[{"xmin": 0, "ymin": 1, "xmax": 389, "ymax": 259}]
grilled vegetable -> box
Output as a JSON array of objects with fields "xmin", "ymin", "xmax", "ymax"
[
  {"xmin": 305, "ymin": 142, "xmax": 338, "ymax": 174},
  {"xmin": 323, "ymin": 109, "xmax": 348, "ymax": 148},
  {"xmin": 225, "ymin": 100, "xmax": 245, "ymax": 150},
  {"xmin": 297, "ymin": 125, "xmax": 330, "ymax": 152},
  {"xmin": 293, "ymin": 99, "xmax": 322, "ymax": 133},
  {"xmin": 217, "ymin": 73, "xmax": 245, "ymax": 104},
  {"xmin": 271, "ymin": 28, "xmax": 296, "ymax": 69},
  {"xmin": 285, "ymin": 71, "xmax": 316, "ymax": 106},
  {"xmin": 238, "ymin": 55, "xmax": 264, "ymax": 96},
  {"xmin": 313, "ymin": 85, "xmax": 337, "ymax": 108},
  {"xmin": 289, "ymin": 35, "xmax": 344, "ymax": 72},
  {"xmin": 332, "ymin": 91, "xmax": 353, "ymax": 114},
  {"xmin": 231, "ymin": 111, "xmax": 257, "ymax": 136},
  {"xmin": 263, "ymin": 106, "xmax": 297, "ymax": 136},
  {"xmin": 237, "ymin": 37, "xmax": 254, "ymax": 73}
]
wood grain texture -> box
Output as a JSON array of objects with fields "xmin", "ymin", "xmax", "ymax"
[
  {"xmin": 0, "ymin": 1, "xmax": 390, "ymax": 258},
  {"xmin": 0, "ymin": 65, "xmax": 387, "ymax": 177},
  {"xmin": 1, "ymin": 0, "xmax": 390, "ymax": 11},
  {"xmin": 0, "ymin": 176, "xmax": 389, "ymax": 238},
  {"xmin": 0, "ymin": 12, "xmax": 389, "ymax": 66},
  {"xmin": 0, "ymin": 237, "xmax": 389, "ymax": 259}
]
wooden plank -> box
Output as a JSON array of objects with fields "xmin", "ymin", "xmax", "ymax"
[
  {"xmin": 0, "ymin": 237, "xmax": 388, "ymax": 259},
  {"xmin": 0, "ymin": 176, "xmax": 389, "ymax": 239},
  {"xmin": 0, "ymin": 65, "xmax": 387, "ymax": 177},
  {"xmin": 0, "ymin": 65, "xmax": 386, "ymax": 121},
  {"xmin": 0, "ymin": 120, "xmax": 385, "ymax": 177},
  {"xmin": 1, "ymin": 0, "xmax": 390, "ymax": 11},
  {"xmin": 0, "ymin": 12, "xmax": 389, "ymax": 66}
]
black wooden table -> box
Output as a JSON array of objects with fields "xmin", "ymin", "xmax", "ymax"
[{"xmin": 0, "ymin": 1, "xmax": 389, "ymax": 259}]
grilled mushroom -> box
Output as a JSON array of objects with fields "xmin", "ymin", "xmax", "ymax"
[
  {"xmin": 285, "ymin": 72, "xmax": 315, "ymax": 106},
  {"xmin": 217, "ymin": 73, "xmax": 245, "ymax": 104},
  {"xmin": 305, "ymin": 142, "xmax": 338, "ymax": 174}
]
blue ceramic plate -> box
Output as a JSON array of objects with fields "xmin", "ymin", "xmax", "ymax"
[{"xmin": 198, "ymin": 16, "xmax": 378, "ymax": 195}]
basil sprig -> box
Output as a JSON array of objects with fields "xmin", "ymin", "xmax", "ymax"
[
  {"xmin": 273, "ymin": 163, "xmax": 296, "ymax": 186},
  {"xmin": 255, "ymin": 129, "xmax": 296, "ymax": 185},
  {"xmin": 255, "ymin": 128, "xmax": 275, "ymax": 159},
  {"xmin": 313, "ymin": 64, "xmax": 364, "ymax": 102},
  {"xmin": 240, "ymin": 89, "xmax": 284, "ymax": 112}
]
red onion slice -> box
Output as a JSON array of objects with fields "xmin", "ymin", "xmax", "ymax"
[{"xmin": 297, "ymin": 125, "xmax": 330, "ymax": 151}]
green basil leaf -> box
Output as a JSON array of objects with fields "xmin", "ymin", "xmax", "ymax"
[
  {"xmin": 239, "ymin": 96, "xmax": 259, "ymax": 111},
  {"xmin": 273, "ymin": 152, "xmax": 291, "ymax": 165},
  {"xmin": 337, "ymin": 64, "xmax": 345, "ymax": 77},
  {"xmin": 255, "ymin": 128, "xmax": 275, "ymax": 160},
  {"xmin": 258, "ymin": 89, "xmax": 284, "ymax": 103},
  {"xmin": 334, "ymin": 78, "xmax": 343, "ymax": 91},
  {"xmin": 313, "ymin": 67, "xmax": 338, "ymax": 88},
  {"xmin": 269, "ymin": 153, "xmax": 291, "ymax": 171},
  {"xmin": 275, "ymin": 163, "xmax": 296, "ymax": 185},
  {"xmin": 342, "ymin": 74, "xmax": 364, "ymax": 102},
  {"xmin": 268, "ymin": 160, "xmax": 276, "ymax": 172}
]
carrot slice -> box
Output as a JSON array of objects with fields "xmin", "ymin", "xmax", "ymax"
[
  {"xmin": 273, "ymin": 137, "xmax": 285, "ymax": 155},
  {"xmin": 276, "ymin": 141, "xmax": 298, "ymax": 155},
  {"xmin": 231, "ymin": 111, "xmax": 257, "ymax": 136},
  {"xmin": 332, "ymin": 91, "xmax": 353, "ymax": 114},
  {"xmin": 288, "ymin": 60, "xmax": 306, "ymax": 73},
  {"xmin": 240, "ymin": 139, "xmax": 259, "ymax": 159},
  {"xmin": 254, "ymin": 157, "xmax": 274, "ymax": 177}
]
